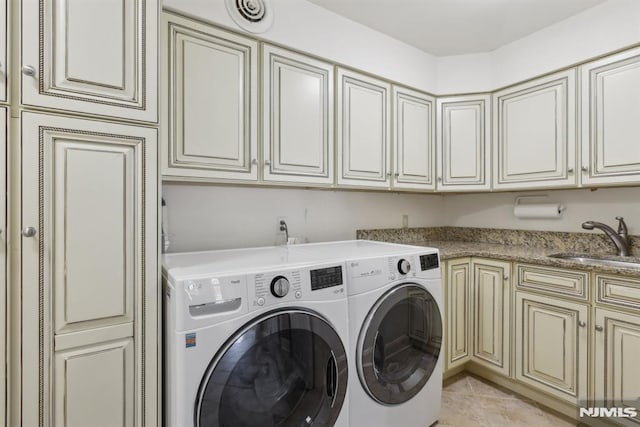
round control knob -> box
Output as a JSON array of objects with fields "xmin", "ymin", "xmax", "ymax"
[
  {"xmin": 397, "ymin": 259, "xmax": 411, "ymax": 275},
  {"xmin": 270, "ymin": 276, "xmax": 290, "ymax": 298},
  {"xmin": 257, "ymin": 297, "xmax": 265, "ymax": 306}
]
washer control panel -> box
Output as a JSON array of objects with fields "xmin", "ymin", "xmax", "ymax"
[{"xmin": 248, "ymin": 262, "xmax": 346, "ymax": 311}]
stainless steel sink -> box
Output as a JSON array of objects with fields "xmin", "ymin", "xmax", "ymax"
[{"xmin": 548, "ymin": 253, "xmax": 640, "ymax": 269}]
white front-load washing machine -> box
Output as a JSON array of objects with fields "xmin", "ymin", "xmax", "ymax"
[
  {"xmin": 291, "ymin": 241, "xmax": 444, "ymax": 427},
  {"xmin": 163, "ymin": 246, "xmax": 350, "ymax": 427}
]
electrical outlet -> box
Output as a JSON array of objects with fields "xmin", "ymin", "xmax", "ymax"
[{"xmin": 277, "ymin": 216, "xmax": 288, "ymax": 233}]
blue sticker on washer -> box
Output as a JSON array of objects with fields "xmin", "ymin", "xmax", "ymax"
[{"xmin": 185, "ymin": 333, "xmax": 196, "ymax": 348}]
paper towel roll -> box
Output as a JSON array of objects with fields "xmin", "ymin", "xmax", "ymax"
[{"xmin": 513, "ymin": 203, "xmax": 563, "ymax": 219}]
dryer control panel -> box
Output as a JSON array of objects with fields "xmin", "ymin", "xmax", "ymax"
[{"xmin": 248, "ymin": 262, "xmax": 347, "ymax": 312}]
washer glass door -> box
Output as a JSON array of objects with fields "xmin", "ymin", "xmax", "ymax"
[
  {"xmin": 196, "ymin": 309, "xmax": 348, "ymax": 427},
  {"xmin": 358, "ymin": 283, "xmax": 442, "ymax": 405}
]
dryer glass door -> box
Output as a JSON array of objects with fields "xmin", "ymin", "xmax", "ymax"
[
  {"xmin": 358, "ymin": 283, "xmax": 442, "ymax": 405},
  {"xmin": 196, "ymin": 309, "xmax": 348, "ymax": 427}
]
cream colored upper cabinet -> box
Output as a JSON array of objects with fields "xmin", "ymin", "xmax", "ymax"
[
  {"xmin": 515, "ymin": 292, "xmax": 588, "ymax": 404},
  {"xmin": 594, "ymin": 308, "xmax": 640, "ymax": 424},
  {"xmin": 0, "ymin": 0, "xmax": 6, "ymax": 102},
  {"xmin": 161, "ymin": 13, "xmax": 258, "ymax": 182},
  {"xmin": 392, "ymin": 86, "xmax": 435, "ymax": 190},
  {"xmin": 337, "ymin": 68, "xmax": 391, "ymax": 188},
  {"xmin": 445, "ymin": 258, "xmax": 472, "ymax": 372},
  {"xmin": 581, "ymin": 47, "xmax": 640, "ymax": 186},
  {"xmin": 471, "ymin": 258, "xmax": 511, "ymax": 376},
  {"xmin": 21, "ymin": 0, "xmax": 158, "ymax": 122},
  {"xmin": 437, "ymin": 95, "xmax": 491, "ymax": 191},
  {"xmin": 493, "ymin": 70, "xmax": 577, "ymax": 189},
  {"xmin": 20, "ymin": 112, "xmax": 158, "ymax": 427},
  {"xmin": 262, "ymin": 45, "xmax": 333, "ymax": 184}
]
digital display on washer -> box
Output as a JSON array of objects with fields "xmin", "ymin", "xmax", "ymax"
[
  {"xmin": 420, "ymin": 253, "xmax": 439, "ymax": 271},
  {"xmin": 310, "ymin": 265, "xmax": 343, "ymax": 291}
]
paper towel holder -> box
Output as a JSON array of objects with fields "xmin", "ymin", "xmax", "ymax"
[{"xmin": 514, "ymin": 195, "xmax": 565, "ymax": 219}]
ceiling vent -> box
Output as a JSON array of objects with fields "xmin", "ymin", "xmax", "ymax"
[{"xmin": 225, "ymin": 0, "xmax": 274, "ymax": 33}]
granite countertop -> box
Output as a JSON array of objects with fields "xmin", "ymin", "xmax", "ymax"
[
  {"xmin": 356, "ymin": 227, "xmax": 640, "ymax": 277},
  {"xmin": 412, "ymin": 240, "xmax": 640, "ymax": 277}
]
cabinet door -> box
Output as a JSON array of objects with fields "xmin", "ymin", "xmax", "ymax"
[
  {"xmin": 337, "ymin": 68, "xmax": 391, "ymax": 188},
  {"xmin": 493, "ymin": 70, "xmax": 577, "ymax": 189},
  {"xmin": 515, "ymin": 292, "xmax": 588, "ymax": 403},
  {"xmin": 581, "ymin": 47, "xmax": 640, "ymax": 186},
  {"xmin": 594, "ymin": 308, "xmax": 640, "ymax": 424},
  {"xmin": 161, "ymin": 13, "xmax": 258, "ymax": 182},
  {"xmin": 437, "ymin": 95, "xmax": 491, "ymax": 191},
  {"xmin": 471, "ymin": 258, "xmax": 510, "ymax": 375},
  {"xmin": 21, "ymin": 112, "xmax": 158, "ymax": 426},
  {"xmin": 445, "ymin": 259, "xmax": 471, "ymax": 372},
  {"xmin": 262, "ymin": 45, "xmax": 333, "ymax": 184},
  {"xmin": 392, "ymin": 86, "xmax": 435, "ymax": 190},
  {"xmin": 0, "ymin": 0, "xmax": 6, "ymax": 102},
  {"xmin": 21, "ymin": 0, "xmax": 158, "ymax": 122},
  {"xmin": 0, "ymin": 108, "xmax": 5, "ymax": 427}
]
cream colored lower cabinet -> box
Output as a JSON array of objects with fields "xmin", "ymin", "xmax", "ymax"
[
  {"xmin": 594, "ymin": 307, "xmax": 640, "ymax": 424},
  {"xmin": 471, "ymin": 259, "xmax": 511, "ymax": 375},
  {"xmin": 445, "ymin": 258, "xmax": 472, "ymax": 372},
  {"xmin": 21, "ymin": 112, "xmax": 158, "ymax": 426},
  {"xmin": 515, "ymin": 292, "xmax": 588, "ymax": 403}
]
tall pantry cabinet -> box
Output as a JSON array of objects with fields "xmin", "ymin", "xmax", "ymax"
[{"xmin": 12, "ymin": 0, "xmax": 160, "ymax": 426}]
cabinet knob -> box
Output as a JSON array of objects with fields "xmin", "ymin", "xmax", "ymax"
[
  {"xmin": 503, "ymin": 275, "xmax": 509, "ymax": 281},
  {"xmin": 581, "ymin": 166, "xmax": 589, "ymax": 173},
  {"xmin": 578, "ymin": 320, "xmax": 586, "ymax": 328},
  {"xmin": 264, "ymin": 160, "xmax": 271, "ymax": 166},
  {"xmin": 22, "ymin": 65, "xmax": 36, "ymax": 77},
  {"xmin": 386, "ymin": 172, "xmax": 391, "ymax": 178},
  {"xmin": 22, "ymin": 226, "xmax": 37, "ymax": 238},
  {"xmin": 437, "ymin": 177, "xmax": 442, "ymax": 182},
  {"xmin": 394, "ymin": 173, "xmax": 399, "ymax": 178},
  {"xmin": 595, "ymin": 325, "xmax": 604, "ymax": 332},
  {"xmin": 568, "ymin": 168, "xmax": 574, "ymax": 174},
  {"xmin": 251, "ymin": 158, "xmax": 258, "ymax": 166}
]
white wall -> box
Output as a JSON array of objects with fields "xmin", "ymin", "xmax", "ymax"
[
  {"xmin": 444, "ymin": 187, "xmax": 640, "ymax": 235},
  {"xmin": 163, "ymin": 184, "xmax": 444, "ymax": 252},
  {"xmin": 163, "ymin": 0, "xmax": 438, "ymax": 93},
  {"xmin": 437, "ymin": 0, "xmax": 640, "ymax": 93}
]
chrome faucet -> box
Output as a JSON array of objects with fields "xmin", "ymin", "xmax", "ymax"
[{"xmin": 581, "ymin": 216, "xmax": 631, "ymax": 256}]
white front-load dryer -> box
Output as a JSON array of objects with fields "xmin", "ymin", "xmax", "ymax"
[
  {"xmin": 290, "ymin": 241, "xmax": 444, "ymax": 427},
  {"xmin": 163, "ymin": 247, "xmax": 350, "ymax": 427}
]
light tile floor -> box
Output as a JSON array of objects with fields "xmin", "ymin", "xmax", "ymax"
[{"xmin": 437, "ymin": 373, "xmax": 577, "ymax": 427}]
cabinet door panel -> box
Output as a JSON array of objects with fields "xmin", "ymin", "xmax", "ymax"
[
  {"xmin": 21, "ymin": 0, "xmax": 157, "ymax": 121},
  {"xmin": 54, "ymin": 339, "xmax": 134, "ymax": 427},
  {"xmin": 581, "ymin": 47, "xmax": 640, "ymax": 185},
  {"xmin": 0, "ymin": 0, "xmax": 6, "ymax": 102},
  {"xmin": 445, "ymin": 259, "xmax": 471, "ymax": 371},
  {"xmin": 21, "ymin": 112, "xmax": 157, "ymax": 427},
  {"xmin": 263, "ymin": 45, "xmax": 333, "ymax": 184},
  {"xmin": 472, "ymin": 259, "xmax": 510, "ymax": 375},
  {"xmin": 162, "ymin": 13, "xmax": 258, "ymax": 181},
  {"xmin": 393, "ymin": 86, "xmax": 435, "ymax": 190},
  {"xmin": 493, "ymin": 70, "xmax": 576, "ymax": 189},
  {"xmin": 52, "ymin": 139, "xmax": 134, "ymax": 332},
  {"xmin": 515, "ymin": 292, "xmax": 587, "ymax": 403},
  {"xmin": 594, "ymin": 308, "xmax": 640, "ymax": 424},
  {"xmin": 337, "ymin": 68, "xmax": 390, "ymax": 188},
  {"xmin": 437, "ymin": 95, "xmax": 491, "ymax": 191}
]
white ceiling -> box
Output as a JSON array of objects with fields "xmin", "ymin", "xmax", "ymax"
[{"xmin": 306, "ymin": 0, "xmax": 607, "ymax": 56}]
